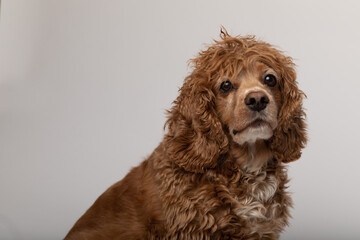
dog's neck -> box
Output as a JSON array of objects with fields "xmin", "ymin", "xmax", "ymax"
[{"xmin": 229, "ymin": 140, "xmax": 273, "ymax": 173}]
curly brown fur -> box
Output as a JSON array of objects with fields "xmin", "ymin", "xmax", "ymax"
[{"xmin": 65, "ymin": 28, "xmax": 307, "ymax": 240}]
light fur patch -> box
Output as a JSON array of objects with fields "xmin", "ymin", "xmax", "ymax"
[
  {"xmin": 238, "ymin": 86, "xmax": 272, "ymax": 101},
  {"xmin": 234, "ymin": 124, "xmax": 273, "ymax": 145},
  {"xmin": 234, "ymin": 172, "xmax": 280, "ymax": 234}
]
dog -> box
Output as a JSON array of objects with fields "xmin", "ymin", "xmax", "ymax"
[{"xmin": 65, "ymin": 29, "xmax": 307, "ymax": 240}]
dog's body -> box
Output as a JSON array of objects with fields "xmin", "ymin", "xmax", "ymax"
[{"xmin": 65, "ymin": 30, "xmax": 306, "ymax": 240}]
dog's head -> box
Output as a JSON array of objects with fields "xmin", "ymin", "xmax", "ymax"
[{"xmin": 165, "ymin": 29, "xmax": 307, "ymax": 173}]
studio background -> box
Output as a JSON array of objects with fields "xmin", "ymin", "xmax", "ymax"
[{"xmin": 1, "ymin": 0, "xmax": 359, "ymax": 239}]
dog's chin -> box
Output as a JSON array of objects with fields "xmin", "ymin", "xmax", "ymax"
[{"xmin": 231, "ymin": 123, "xmax": 273, "ymax": 145}]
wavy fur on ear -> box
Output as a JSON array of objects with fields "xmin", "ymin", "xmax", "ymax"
[
  {"xmin": 269, "ymin": 62, "xmax": 307, "ymax": 163},
  {"xmin": 164, "ymin": 76, "xmax": 229, "ymax": 173}
]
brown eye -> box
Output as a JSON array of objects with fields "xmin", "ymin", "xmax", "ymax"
[
  {"xmin": 264, "ymin": 74, "xmax": 277, "ymax": 87},
  {"xmin": 220, "ymin": 80, "xmax": 233, "ymax": 93}
]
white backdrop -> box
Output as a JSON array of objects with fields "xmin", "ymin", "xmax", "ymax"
[{"xmin": 1, "ymin": 0, "xmax": 360, "ymax": 239}]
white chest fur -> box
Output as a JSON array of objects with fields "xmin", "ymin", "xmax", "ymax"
[
  {"xmin": 235, "ymin": 173, "xmax": 278, "ymax": 218},
  {"xmin": 234, "ymin": 171, "xmax": 285, "ymax": 236}
]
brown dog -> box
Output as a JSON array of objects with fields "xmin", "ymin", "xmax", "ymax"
[{"xmin": 65, "ymin": 29, "xmax": 307, "ymax": 240}]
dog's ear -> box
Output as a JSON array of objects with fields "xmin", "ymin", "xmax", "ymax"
[
  {"xmin": 269, "ymin": 64, "xmax": 307, "ymax": 163},
  {"xmin": 164, "ymin": 78, "xmax": 229, "ymax": 173}
]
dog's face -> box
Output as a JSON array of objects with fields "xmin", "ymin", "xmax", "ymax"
[
  {"xmin": 215, "ymin": 62, "xmax": 282, "ymax": 145},
  {"xmin": 165, "ymin": 32, "xmax": 306, "ymax": 173}
]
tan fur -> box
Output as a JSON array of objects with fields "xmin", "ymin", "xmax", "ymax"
[{"xmin": 64, "ymin": 28, "xmax": 307, "ymax": 240}]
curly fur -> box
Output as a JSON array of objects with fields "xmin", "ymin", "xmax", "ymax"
[{"xmin": 65, "ymin": 29, "xmax": 307, "ymax": 240}]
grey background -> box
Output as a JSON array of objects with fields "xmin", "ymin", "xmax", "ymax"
[{"xmin": 1, "ymin": 0, "xmax": 360, "ymax": 239}]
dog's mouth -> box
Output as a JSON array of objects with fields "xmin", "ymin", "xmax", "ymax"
[{"xmin": 232, "ymin": 119, "xmax": 270, "ymax": 135}]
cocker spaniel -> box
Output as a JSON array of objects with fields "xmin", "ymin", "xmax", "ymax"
[{"xmin": 65, "ymin": 29, "xmax": 307, "ymax": 240}]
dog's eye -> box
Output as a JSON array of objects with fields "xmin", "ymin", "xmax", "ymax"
[
  {"xmin": 264, "ymin": 74, "xmax": 277, "ymax": 87},
  {"xmin": 220, "ymin": 80, "xmax": 233, "ymax": 93}
]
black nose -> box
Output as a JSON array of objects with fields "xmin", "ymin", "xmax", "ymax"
[{"xmin": 244, "ymin": 91, "xmax": 269, "ymax": 112}]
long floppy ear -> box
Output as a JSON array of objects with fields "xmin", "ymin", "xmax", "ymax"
[
  {"xmin": 270, "ymin": 65, "xmax": 307, "ymax": 163},
  {"xmin": 164, "ymin": 77, "xmax": 229, "ymax": 173}
]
